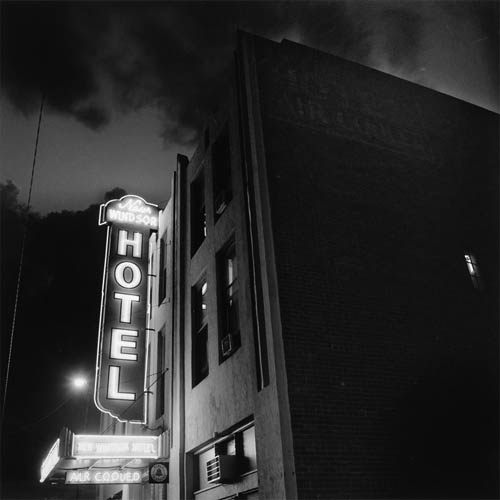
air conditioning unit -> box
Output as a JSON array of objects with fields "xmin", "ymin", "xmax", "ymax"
[
  {"xmin": 215, "ymin": 191, "xmax": 229, "ymax": 215},
  {"xmin": 206, "ymin": 455, "xmax": 242, "ymax": 484},
  {"xmin": 221, "ymin": 333, "xmax": 237, "ymax": 357}
]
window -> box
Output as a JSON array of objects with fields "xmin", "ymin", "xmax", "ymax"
[
  {"xmin": 464, "ymin": 253, "xmax": 482, "ymax": 290},
  {"xmin": 156, "ymin": 330, "xmax": 166, "ymax": 419},
  {"xmin": 193, "ymin": 422, "xmax": 257, "ymax": 492},
  {"xmin": 204, "ymin": 127, "xmax": 210, "ymax": 151},
  {"xmin": 213, "ymin": 125, "xmax": 232, "ymax": 220},
  {"xmin": 192, "ymin": 277, "xmax": 209, "ymax": 385},
  {"xmin": 106, "ymin": 490, "xmax": 122, "ymax": 500},
  {"xmin": 146, "ymin": 348, "xmax": 152, "ymax": 413},
  {"xmin": 158, "ymin": 237, "xmax": 167, "ymax": 304},
  {"xmin": 191, "ymin": 172, "xmax": 206, "ymax": 255},
  {"xmin": 149, "ymin": 251, "xmax": 155, "ymax": 319},
  {"xmin": 218, "ymin": 238, "xmax": 240, "ymax": 360}
]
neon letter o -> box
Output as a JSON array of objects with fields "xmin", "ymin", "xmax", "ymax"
[{"xmin": 115, "ymin": 262, "xmax": 141, "ymax": 289}]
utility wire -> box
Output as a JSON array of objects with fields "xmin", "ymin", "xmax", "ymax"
[
  {"xmin": 2, "ymin": 94, "xmax": 45, "ymax": 422},
  {"xmin": 8, "ymin": 396, "xmax": 74, "ymax": 435},
  {"xmin": 6, "ymin": 368, "xmax": 152, "ymax": 434}
]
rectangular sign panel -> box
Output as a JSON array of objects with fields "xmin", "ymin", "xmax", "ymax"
[
  {"xmin": 72, "ymin": 434, "xmax": 160, "ymax": 459},
  {"xmin": 95, "ymin": 195, "xmax": 159, "ymax": 423},
  {"xmin": 65, "ymin": 469, "xmax": 143, "ymax": 484},
  {"xmin": 40, "ymin": 439, "xmax": 60, "ymax": 483}
]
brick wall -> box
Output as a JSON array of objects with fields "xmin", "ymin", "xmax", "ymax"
[{"xmin": 253, "ymin": 36, "xmax": 498, "ymax": 498}]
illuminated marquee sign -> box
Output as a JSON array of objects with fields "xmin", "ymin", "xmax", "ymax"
[
  {"xmin": 72, "ymin": 434, "xmax": 160, "ymax": 459},
  {"xmin": 40, "ymin": 439, "xmax": 60, "ymax": 483},
  {"xmin": 95, "ymin": 195, "xmax": 159, "ymax": 423},
  {"xmin": 99, "ymin": 196, "xmax": 159, "ymax": 230},
  {"xmin": 65, "ymin": 469, "xmax": 143, "ymax": 485}
]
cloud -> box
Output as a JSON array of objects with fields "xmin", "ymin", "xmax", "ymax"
[
  {"xmin": 1, "ymin": 1, "xmax": 497, "ymax": 145},
  {"xmin": 104, "ymin": 187, "xmax": 127, "ymax": 202},
  {"xmin": 1, "ymin": 3, "xmax": 105, "ymax": 117},
  {"xmin": 340, "ymin": 1, "xmax": 499, "ymax": 110},
  {"xmin": 73, "ymin": 104, "xmax": 110, "ymax": 130}
]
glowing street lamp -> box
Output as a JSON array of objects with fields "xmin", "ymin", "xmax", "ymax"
[
  {"xmin": 71, "ymin": 376, "xmax": 88, "ymax": 390},
  {"xmin": 70, "ymin": 375, "xmax": 91, "ymax": 432}
]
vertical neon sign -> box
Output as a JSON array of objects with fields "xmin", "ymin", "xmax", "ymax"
[{"xmin": 95, "ymin": 195, "xmax": 159, "ymax": 423}]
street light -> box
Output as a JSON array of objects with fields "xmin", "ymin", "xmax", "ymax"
[
  {"xmin": 70, "ymin": 375, "xmax": 91, "ymax": 432},
  {"xmin": 69, "ymin": 375, "xmax": 92, "ymax": 499},
  {"xmin": 71, "ymin": 376, "xmax": 88, "ymax": 390}
]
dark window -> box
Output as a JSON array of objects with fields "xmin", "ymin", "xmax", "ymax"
[
  {"xmin": 191, "ymin": 172, "xmax": 206, "ymax": 255},
  {"xmin": 213, "ymin": 126, "xmax": 232, "ymax": 220},
  {"xmin": 218, "ymin": 238, "xmax": 240, "ymax": 360},
  {"xmin": 204, "ymin": 128, "xmax": 210, "ymax": 151},
  {"xmin": 146, "ymin": 348, "xmax": 152, "ymax": 400},
  {"xmin": 158, "ymin": 237, "xmax": 167, "ymax": 304},
  {"xmin": 192, "ymin": 278, "xmax": 209, "ymax": 385},
  {"xmin": 156, "ymin": 330, "xmax": 166, "ymax": 419},
  {"xmin": 149, "ymin": 252, "xmax": 154, "ymax": 319}
]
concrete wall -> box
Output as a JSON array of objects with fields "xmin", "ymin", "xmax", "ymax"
[
  {"xmin": 236, "ymin": 32, "xmax": 298, "ymax": 499},
  {"xmin": 183, "ymin": 97, "xmax": 257, "ymax": 448},
  {"xmin": 179, "ymin": 96, "xmax": 262, "ymax": 500}
]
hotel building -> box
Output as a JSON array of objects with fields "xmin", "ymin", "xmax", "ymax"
[{"xmin": 43, "ymin": 31, "xmax": 499, "ymax": 500}]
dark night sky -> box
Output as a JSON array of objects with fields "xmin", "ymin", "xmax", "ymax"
[
  {"xmin": 1, "ymin": 1, "xmax": 499, "ymax": 213},
  {"xmin": 0, "ymin": 1, "xmax": 498, "ymax": 498}
]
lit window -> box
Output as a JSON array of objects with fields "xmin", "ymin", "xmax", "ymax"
[
  {"xmin": 192, "ymin": 277, "xmax": 208, "ymax": 385},
  {"xmin": 201, "ymin": 282, "xmax": 208, "ymax": 310},
  {"xmin": 218, "ymin": 238, "xmax": 240, "ymax": 360},
  {"xmin": 464, "ymin": 254, "xmax": 482, "ymax": 290}
]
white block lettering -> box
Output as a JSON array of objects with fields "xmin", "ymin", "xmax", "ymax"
[
  {"xmin": 114, "ymin": 262, "xmax": 141, "ymax": 289},
  {"xmin": 117, "ymin": 230, "xmax": 142, "ymax": 258},
  {"xmin": 113, "ymin": 292, "xmax": 140, "ymax": 323},
  {"xmin": 107, "ymin": 366, "xmax": 135, "ymax": 400},
  {"xmin": 110, "ymin": 329, "xmax": 138, "ymax": 361}
]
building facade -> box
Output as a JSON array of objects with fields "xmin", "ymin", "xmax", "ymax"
[{"xmin": 92, "ymin": 31, "xmax": 498, "ymax": 499}]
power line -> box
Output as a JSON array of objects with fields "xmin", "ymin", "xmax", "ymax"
[
  {"xmin": 2, "ymin": 94, "xmax": 45, "ymax": 423},
  {"xmin": 100, "ymin": 368, "xmax": 168, "ymax": 435},
  {"xmin": 7, "ymin": 396, "xmax": 74, "ymax": 435}
]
